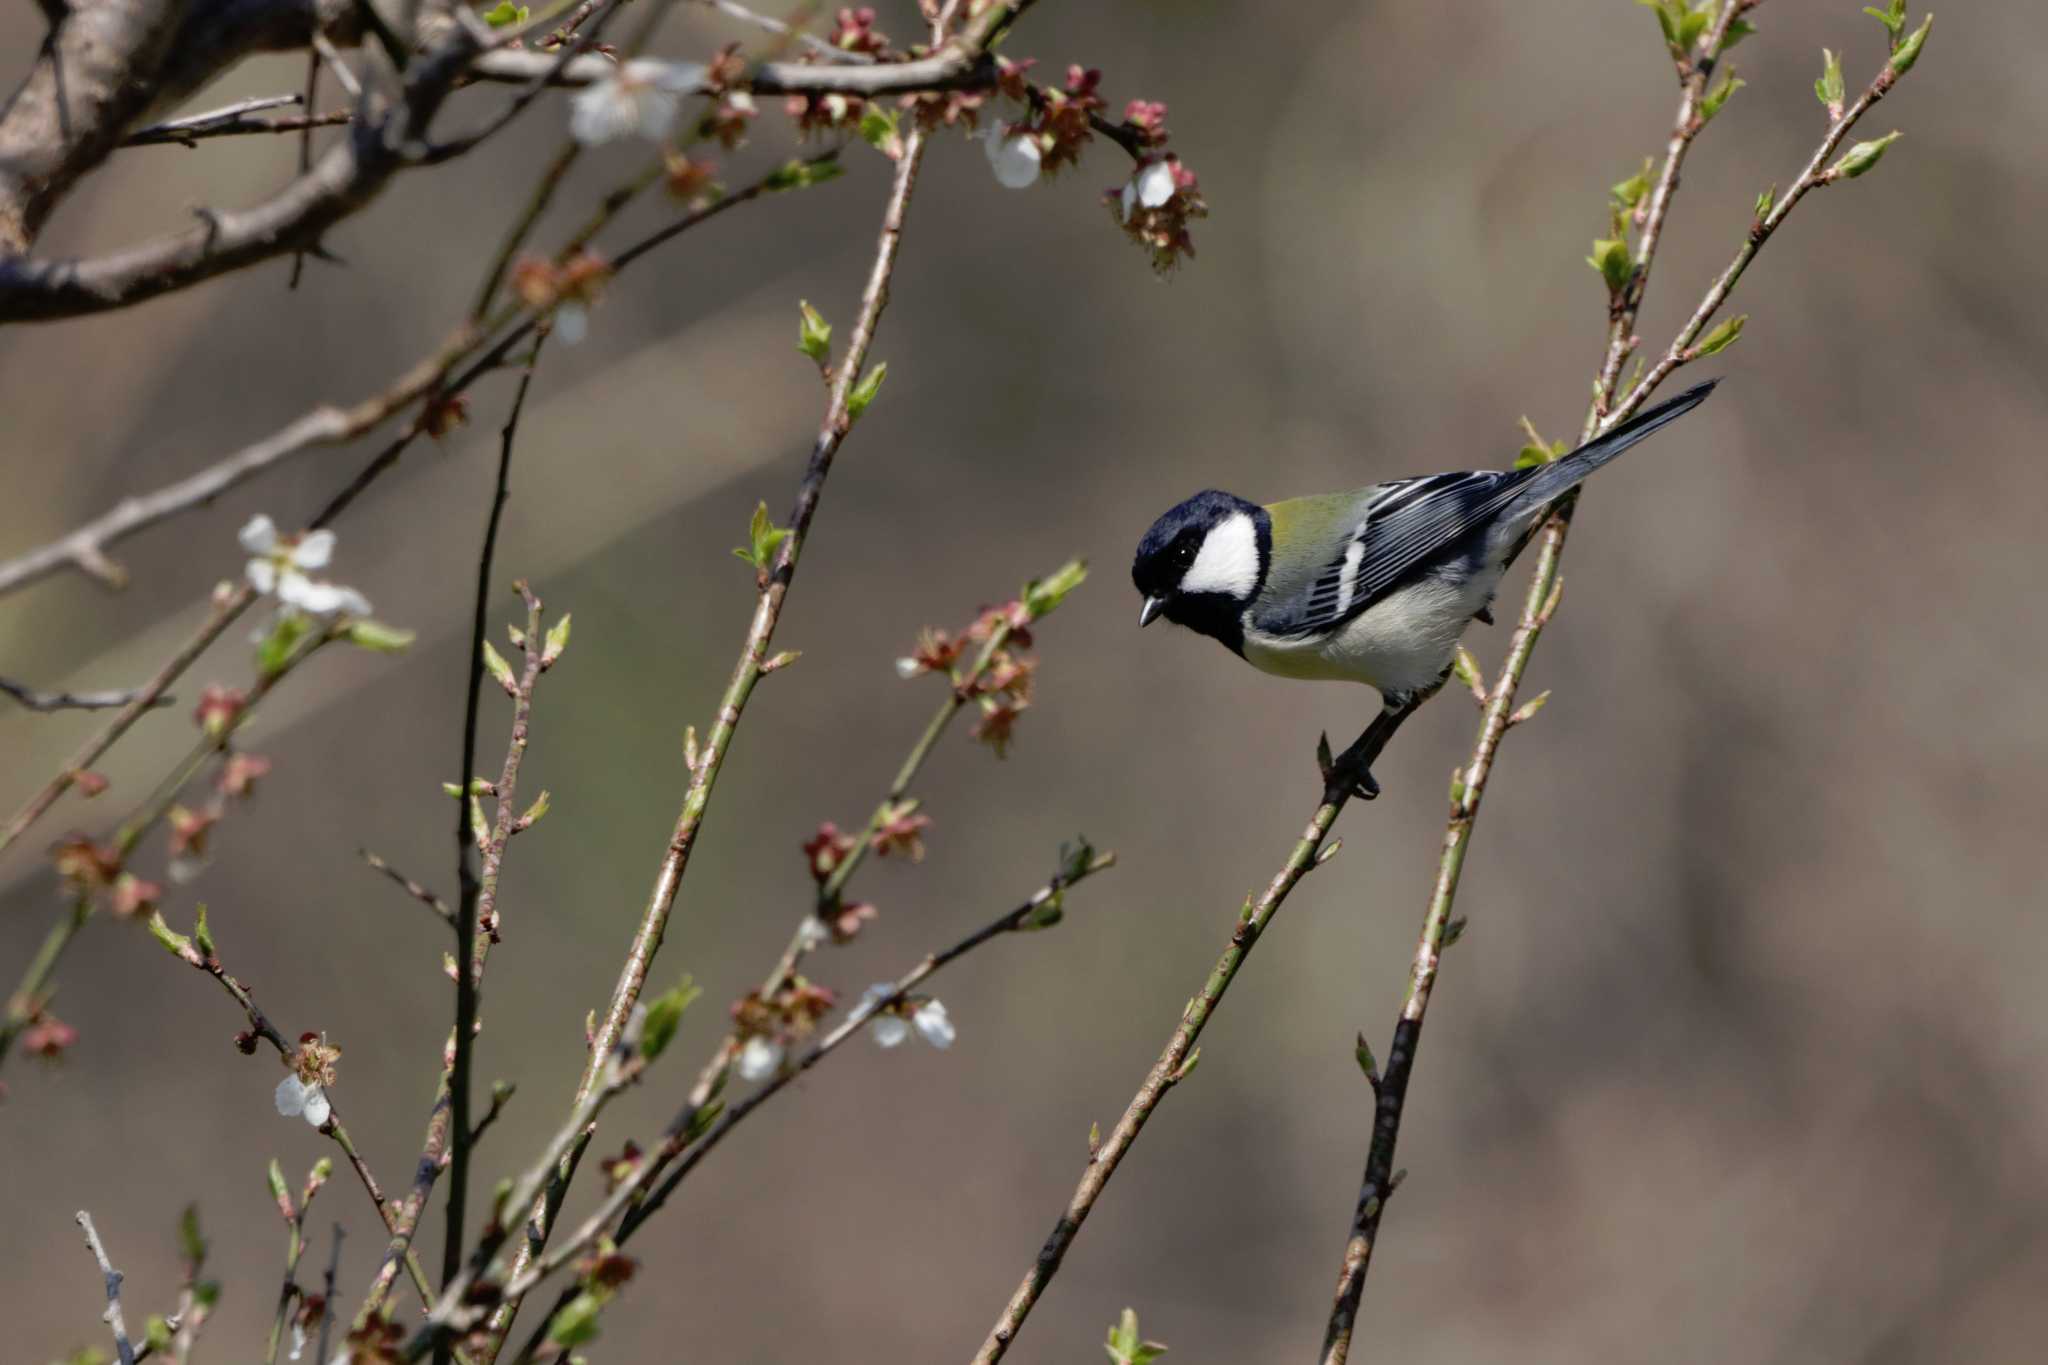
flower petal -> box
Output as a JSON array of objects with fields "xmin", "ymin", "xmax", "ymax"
[
  {"xmin": 869, "ymin": 1014, "xmax": 910, "ymax": 1049},
  {"xmin": 291, "ymin": 529, "xmax": 336, "ymax": 571},
  {"xmin": 569, "ymin": 78, "xmax": 635, "ymax": 147},
  {"xmin": 554, "ymin": 302, "xmax": 589, "ymax": 346},
  {"xmin": 300, "ymin": 1085, "xmax": 331, "ymax": 1127},
  {"xmin": 239, "ymin": 514, "xmax": 280, "ymax": 555},
  {"xmin": 1119, "ymin": 178, "xmax": 1137, "ymax": 220},
  {"xmin": 736, "ymin": 1035, "xmax": 783, "ymax": 1081},
  {"xmin": 1135, "ymin": 159, "xmax": 1176, "ymax": 209},
  {"xmin": 246, "ymin": 558, "xmax": 278, "ymax": 593},
  {"xmin": 913, "ymin": 999, "xmax": 955, "ymax": 1049},
  {"xmin": 276, "ymin": 1074, "xmax": 308, "ymax": 1116},
  {"xmin": 983, "ymin": 126, "xmax": 1041, "ymax": 190},
  {"xmin": 279, "ymin": 573, "xmax": 371, "ymax": 618}
]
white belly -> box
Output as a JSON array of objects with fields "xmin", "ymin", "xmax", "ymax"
[{"xmin": 1241, "ymin": 570, "xmax": 1500, "ymax": 700}]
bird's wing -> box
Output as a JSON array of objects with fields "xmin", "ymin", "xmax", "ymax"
[{"xmin": 1255, "ymin": 470, "xmax": 1533, "ymax": 638}]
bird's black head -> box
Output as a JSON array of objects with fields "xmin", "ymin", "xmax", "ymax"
[{"xmin": 1131, "ymin": 489, "xmax": 1270, "ymax": 655}]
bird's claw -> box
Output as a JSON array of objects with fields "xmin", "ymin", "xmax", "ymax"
[{"xmin": 1317, "ymin": 731, "xmax": 1382, "ymax": 800}]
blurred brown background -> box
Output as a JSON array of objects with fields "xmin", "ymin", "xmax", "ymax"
[{"xmin": 5, "ymin": 3, "xmax": 2045, "ymax": 1361}]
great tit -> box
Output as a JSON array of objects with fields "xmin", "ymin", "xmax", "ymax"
[{"xmin": 1131, "ymin": 380, "xmax": 1717, "ymax": 795}]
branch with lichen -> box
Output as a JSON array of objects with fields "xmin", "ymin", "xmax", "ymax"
[{"xmin": 1317, "ymin": 6, "xmax": 1933, "ymax": 1359}]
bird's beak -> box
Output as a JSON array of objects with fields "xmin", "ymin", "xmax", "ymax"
[{"xmin": 1138, "ymin": 595, "xmax": 1168, "ymax": 628}]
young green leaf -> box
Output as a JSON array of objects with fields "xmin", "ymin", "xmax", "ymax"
[
  {"xmin": 1106, "ymin": 1307, "xmax": 1168, "ymax": 1365},
  {"xmin": 482, "ymin": 1, "xmax": 529, "ymax": 26},
  {"xmin": 179, "ymin": 1205, "xmax": 207, "ymax": 1267},
  {"xmin": 542, "ymin": 612, "xmax": 573, "ymax": 667},
  {"xmin": 1863, "ymin": 1, "xmax": 1907, "ymax": 42},
  {"xmin": 845, "ymin": 361, "xmax": 888, "ymax": 422},
  {"xmin": 797, "ymin": 300, "xmax": 832, "ymax": 366},
  {"xmin": 1587, "ymin": 237, "xmax": 1632, "ymax": 296},
  {"xmin": 1023, "ymin": 558, "xmax": 1089, "ymax": 619},
  {"xmin": 765, "ymin": 157, "xmax": 845, "ymax": 192},
  {"xmin": 1890, "ymin": 13, "xmax": 1932, "ymax": 73},
  {"xmin": 147, "ymin": 911, "xmax": 192, "ymax": 958},
  {"xmin": 1609, "ymin": 158, "xmax": 1654, "ymax": 211},
  {"xmin": 1700, "ymin": 71, "xmax": 1744, "ymax": 122},
  {"xmin": 548, "ymin": 1292, "xmax": 605, "ymax": 1347},
  {"xmin": 481, "ymin": 639, "xmax": 518, "ymax": 695},
  {"xmin": 1718, "ymin": 16, "xmax": 1757, "ymax": 51},
  {"xmin": 193, "ymin": 904, "xmax": 214, "ymax": 958},
  {"xmin": 1814, "ymin": 48, "xmax": 1845, "ymax": 114},
  {"xmin": 734, "ymin": 501, "xmax": 792, "ymax": 571},
  {"xmin": 1695, "ymin": 313, "xmax": 1747, "ymax": 356},
  {"xmin": 857, "ymin": 105, "xmax": 903, "ymax": 158},
  {"xmin": 639, "ymin": 976, "xmax": 703, "ymax": 1062},
  {"xmin": 1754, "ymin": 185, "xmax": 1776, "ymax": 219},
  {"xmin": 1830, "ymin": 129, "xmax": 1902, "ymax": 179},
  {"xmin": 346, "ymin": 618, "xmax": 416, "ymax": 653}
]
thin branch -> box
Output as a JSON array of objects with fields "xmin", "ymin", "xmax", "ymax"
[
  {"xmin": 0, "ymin": 148, "xmax": 838, "ymax": 868},
  {"xmin": 152, "ymin": 916, "xmax": 439, "ymax": 1309},
  {"xmin": 473, "ymin": 116, "xmax": 936, "ymax": 1360},
  {"xmin": 968, "ymin": 738, "xmax": 1371, "ymax": 1362},
  {"xmin": 120, "ymin": 93, "xmax": 319, "ymax": 146},
  {"xmin": 359, "ymin": 848, "xmax": 456, "ymax": 924},
  {"xmin": 1316, "ymin": 10, "xmax": 1929, "ymax": 1359},
  {"xmin": 75, "ymin": 1210, "xmax": 138, "ymax": 1365},
  {"xmin": 695, "ymin": 0, "xmax": 873, "ymax": 62},
  {"xmin": 0, "ymin": 324, "xmax": 482, "ymax": 597},
  {"xmin": 317, "ymin": 1223, "xmax": 345, "ymax": 1365},
  {"xmin": 354, "ymin": 584, "xmax": 550, "ymax": 1329},
  {"xmin": 444, "ymin": 341, "xmax": 546, "ymax": 1325},
  {"xmin": 499, "ymin": 853, "xmax": 1119, "ymax": 1365},
  {"xmin": 0, "ymin": 677, "xmax": 175, "ymax": 712}
]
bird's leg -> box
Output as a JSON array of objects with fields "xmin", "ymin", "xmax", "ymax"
[{"xmin": 1319, "ymin": 698, "xmax": 1419, "ymax": 802}]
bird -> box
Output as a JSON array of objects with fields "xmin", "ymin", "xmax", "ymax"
[{"xmin": 1130, "ymin": 380, "xmax": 1718, "ymax": 797}]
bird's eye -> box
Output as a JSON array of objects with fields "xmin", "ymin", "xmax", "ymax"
[{"xmin": 1172, "ymin": 539, "xmax": 1197, "ymax": 566}]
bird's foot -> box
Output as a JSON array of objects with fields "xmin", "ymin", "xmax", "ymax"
[{"xmin": 1316, "ymin": 732, "xmax": 1382, "ymax": 801}]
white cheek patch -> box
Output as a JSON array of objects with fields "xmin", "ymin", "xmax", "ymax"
[{"xmin": 1181, "ymin": 512, "xmax": 1260, "ymax": 600}]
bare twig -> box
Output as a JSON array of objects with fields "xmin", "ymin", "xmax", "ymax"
[
  {"xmin": 969, "ymin": 739, "xmax": 1372, "ymax": 1361},
  {"xmin": 473, "ymin": 115, "xmax": 935, "ymax": 1361},
  {"xmin": 443, "ymin": 340, "xmax": 547, "ymax": 1320},
  {"xmin": 317, "ymin": 1223, "xmax": 345, "ymax": 1364},
  {"xmin": 0, "ymin": 677, "xmax": 174, "ymax": 712},
  {"xmin": 696, "ymin": 0, "xmax": 871, "ymax": 62},
  {"xmin": 0, "ymin": 153, "xmax": 837, "ymax": 867},
  {"xmin": 120, "ymin": 94, "xmax": 343, "ymax": 148},
  {"xmin": 75, "ymin": 1210, "xmax": 138, "ymax": 1365},
  {"xmin": 354, "ymin": 584, "xmax": 550, "ymax": 1329},
  {"xmin": 152, "ymin": 916, "xmax": 439, "ymax": 1309},
  {"xmin": 1316, "ymin": 11, "xmax": 1930, "ymax": 1359},
  {"xmin": 502, "ymin": 853, "xmax": 1118, "ymax": 1365},
  {"xmin": 359, "ymin": 848, "xmax": 456, "ymax": 924}
]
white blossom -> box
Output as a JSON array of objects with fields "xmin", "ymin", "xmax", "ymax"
[
  {"xmin": 553, "ymin": 301, "xmax": 590, "ymax": 346},
  {"xmin": 912, "ymin": 998, "xmax": 955, "ymax": 1049},
  {"xmin": 860, "ymin": 983, "xmax": 953, "ymax": 1050},
  {"xmin": 569, "ymin": 60, "xmax": 707, "ymax": 147},
  {"xmin": 241, "ymin": 514, "xmax": 371, "ymax": 620},
  {"xmin": 894, "ymin": 657, "xmax": 923, "ymax": 680},
  {"xmin": 796, "ymin": 917, "xmax": 830, "ymax": 952},
  {"xmin": 982, "ymin": 124, "xmax": 1042, "ymax": 189},
  {"xmin": 289, "ymin": 1323, "xmax": 307, "ymax": 1361},
  {"xmin": 275, "ymin": 1074, "xmax": 331, "ymax": 1127},
  {"xmin": 1117, "ymin": 159, "xmax": 1178, "ymax": 221},
  {"xmin": 736, "ymin": 1034, "xmax": 784, "ymax": 1081}
]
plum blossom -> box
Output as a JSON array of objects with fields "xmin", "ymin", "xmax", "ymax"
[
  {"xmin": 275, "ymin": 1075, "xmax": 331, "ymax": 1127},
  {"xmin": 569, "ymin": 60, "xmax": 706, "ymax": 146},
  {"xmin": 860, "ymin": 984, "xmax": 955, "ymax": 1050},
  {"xmin": 241, "ymin": 516, "xmax": 371, "ymax": 620},
  {"xmin": 1118, "ymin": 158, "xmax": 1177, "ymax": 220},
  {"xmin": 983, "ymin": 123, "xmax": 1042, "ymax": 189},
  {"xmin": 735, "ymin": 1034, "xmax": 784, "ymax": 1081}
]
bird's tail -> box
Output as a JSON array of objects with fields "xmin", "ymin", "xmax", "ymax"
[{"xmin": 1506, "ymin": 379, "xmax": 1719, "ymax": 515}]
